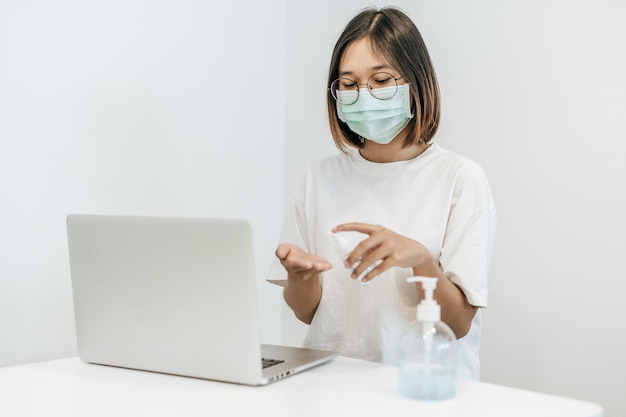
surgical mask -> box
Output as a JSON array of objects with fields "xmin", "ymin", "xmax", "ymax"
[{"xmin": 336, "ymin": 84, "xmax": 413, "ymax": 144}]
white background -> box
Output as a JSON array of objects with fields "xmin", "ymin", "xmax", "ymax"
[
  {"xmin": 0, "ymin": 0, "xmax": 287, "ymax": 363},
  {"xmin": 1, "ymin": 1, "xmax": 625, "ymax": 416}
]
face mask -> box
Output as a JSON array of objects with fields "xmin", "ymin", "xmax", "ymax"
[{"xmin": 336, "ymin": 84, "xmax": 413, "ymax": 144}]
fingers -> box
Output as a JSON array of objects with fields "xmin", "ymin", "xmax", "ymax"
[
  {"xmin": 349, "ymin": 247, "xmax": 390, "ymax": 284},
  {"xmin": 275, "ymin": 243, "xmax": 332, "ymax": 274},
  {"xmin": 332, "ymin": 222, "xmax": 383, "ymax": 236},
  {"xmin": 354, "ymin": 259, "xmax": 384, "ymax": 284},
  {"xmin": 337, "ymin": 225, "xmax": 388, "ymax": 274},
  {"xmin": 332, "ymin": 223, "xmax": 422, "ymax": 284},
  {"xmin": 275, "ymin": 244, "xmax": 292, "ymax": 260},
  {"xmin": 330, "ymin": 223, "xmax": 388, "ymax": 283}
]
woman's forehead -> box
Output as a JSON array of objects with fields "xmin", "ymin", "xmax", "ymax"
[{"xmin": 339, "ymin": 38, "xmax": 395, "ymax": 77}]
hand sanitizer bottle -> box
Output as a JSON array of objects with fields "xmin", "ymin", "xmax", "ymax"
[
  {"xmin": 331, "ymin": 232, "xmax": 381, "ymax": 285},
  {"xmin": 398, "ymin": 276, "xmax": 458, "ymax": 400}
]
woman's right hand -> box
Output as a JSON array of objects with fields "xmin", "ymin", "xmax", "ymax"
[
  {"xmin": 276, "ymin": 243, "xmax": 329, "ymax": 324},
  {"xmin": 275, "ymin": 243, "xmax": 332, "ymax": 282}
]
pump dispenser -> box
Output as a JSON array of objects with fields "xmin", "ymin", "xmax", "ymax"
[{"xmin": 398, "ymin": 276, "xmax": 458, "ymax": 400}]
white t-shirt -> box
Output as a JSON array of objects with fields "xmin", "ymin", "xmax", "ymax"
[{"xmin": 267, "ymin": 143, "xmax": 496, "ymax": 380}]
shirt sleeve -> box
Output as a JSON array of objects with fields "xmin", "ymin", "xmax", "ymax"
[
  {"xmin": 266, "ymin": 171, "xmax": 311, "ymax": 287},
  {"xmin": 439, "ymin": 162, "xmax": 497, "ymax": 307}
]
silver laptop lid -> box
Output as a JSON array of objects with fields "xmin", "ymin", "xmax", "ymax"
[{"xmin": 67, "ymin": 215, "xmax": 264, "ymax": 385}]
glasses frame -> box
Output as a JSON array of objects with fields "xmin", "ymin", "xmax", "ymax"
[{"xmin": 329, "ymin": 72, "xmax": 404, "ymax": 105}]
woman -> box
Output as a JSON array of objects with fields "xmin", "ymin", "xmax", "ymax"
[{"xmin": 268, "ymin": 6, "xmax": 496, "ymax": 380}]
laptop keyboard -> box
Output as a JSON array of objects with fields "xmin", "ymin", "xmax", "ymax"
[{"xmin": 261, "ymin": 357, "xmax": 285, "ymax": 369}]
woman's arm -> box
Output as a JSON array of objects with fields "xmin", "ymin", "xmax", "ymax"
[
  {"xmin": 283, "ymin": 274, "xmax": 322, "ymax": 325},
  {"xmin": 275, "ymin": 244, "xmax": 331, "ymax": 324},
  {"xmin": 332, "ymin": 223, "xmax": 477, "ymax": 338},
  {"xmin": 410, "ymin": 253, "xmax": 477, "ymax": 338}
]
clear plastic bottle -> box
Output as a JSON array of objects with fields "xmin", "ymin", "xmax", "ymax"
[
  {"xmin": 331, "ymin": 232, "xmax": 381, "ymax": 285},
  {"xmin": 398, "ymin": 277, "xmax": 458, "ymax": 400}
]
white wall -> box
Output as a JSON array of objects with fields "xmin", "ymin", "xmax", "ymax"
[
  {"xmin": 0, "ymin": 0, "xmax": 287, "ymax": 365},
  {"xmin": 284, "ymin": 1, "xmax": 625, "ymax": 416}
]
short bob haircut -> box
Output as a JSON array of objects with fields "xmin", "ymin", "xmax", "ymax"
[{"xmin": 327, "ymin": 7, "xmax": 441, "ymax": 152}]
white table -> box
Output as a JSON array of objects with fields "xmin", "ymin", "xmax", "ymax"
[{"xmin": 0, "ymin": 357, "xmax": 602, "ymax": 417}]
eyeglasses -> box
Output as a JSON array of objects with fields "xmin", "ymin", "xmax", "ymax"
[{"xmin": 329, "ymin": 72, "xmax": 404, "ymax": 105}]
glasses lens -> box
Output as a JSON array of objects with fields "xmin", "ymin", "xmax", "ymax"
[
  {"xmin": 330, "ymin": 78, "xmax": 359, "ymax": 104},
  {"xmin": 367, "ymin": 72, "xmax": 398, "ymax": 100}
]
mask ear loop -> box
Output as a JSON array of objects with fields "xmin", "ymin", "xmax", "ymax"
[{"xmin": 358, "ymin": 136, "xmax": 365, "ymax": 144}]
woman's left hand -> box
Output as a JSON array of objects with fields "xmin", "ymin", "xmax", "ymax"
[{"xmin": 332, "ymin": 222, "xmax": 435, "ymax": 283}]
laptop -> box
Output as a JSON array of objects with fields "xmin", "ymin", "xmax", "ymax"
[{"xmin": 66, "ymin": 214, "xmax": 337, "ymax": 385}]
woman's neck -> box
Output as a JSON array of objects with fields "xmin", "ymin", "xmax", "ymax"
[{"xmin": 359, "ymin": 138, "xmax": 430, "ymax": 163}]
